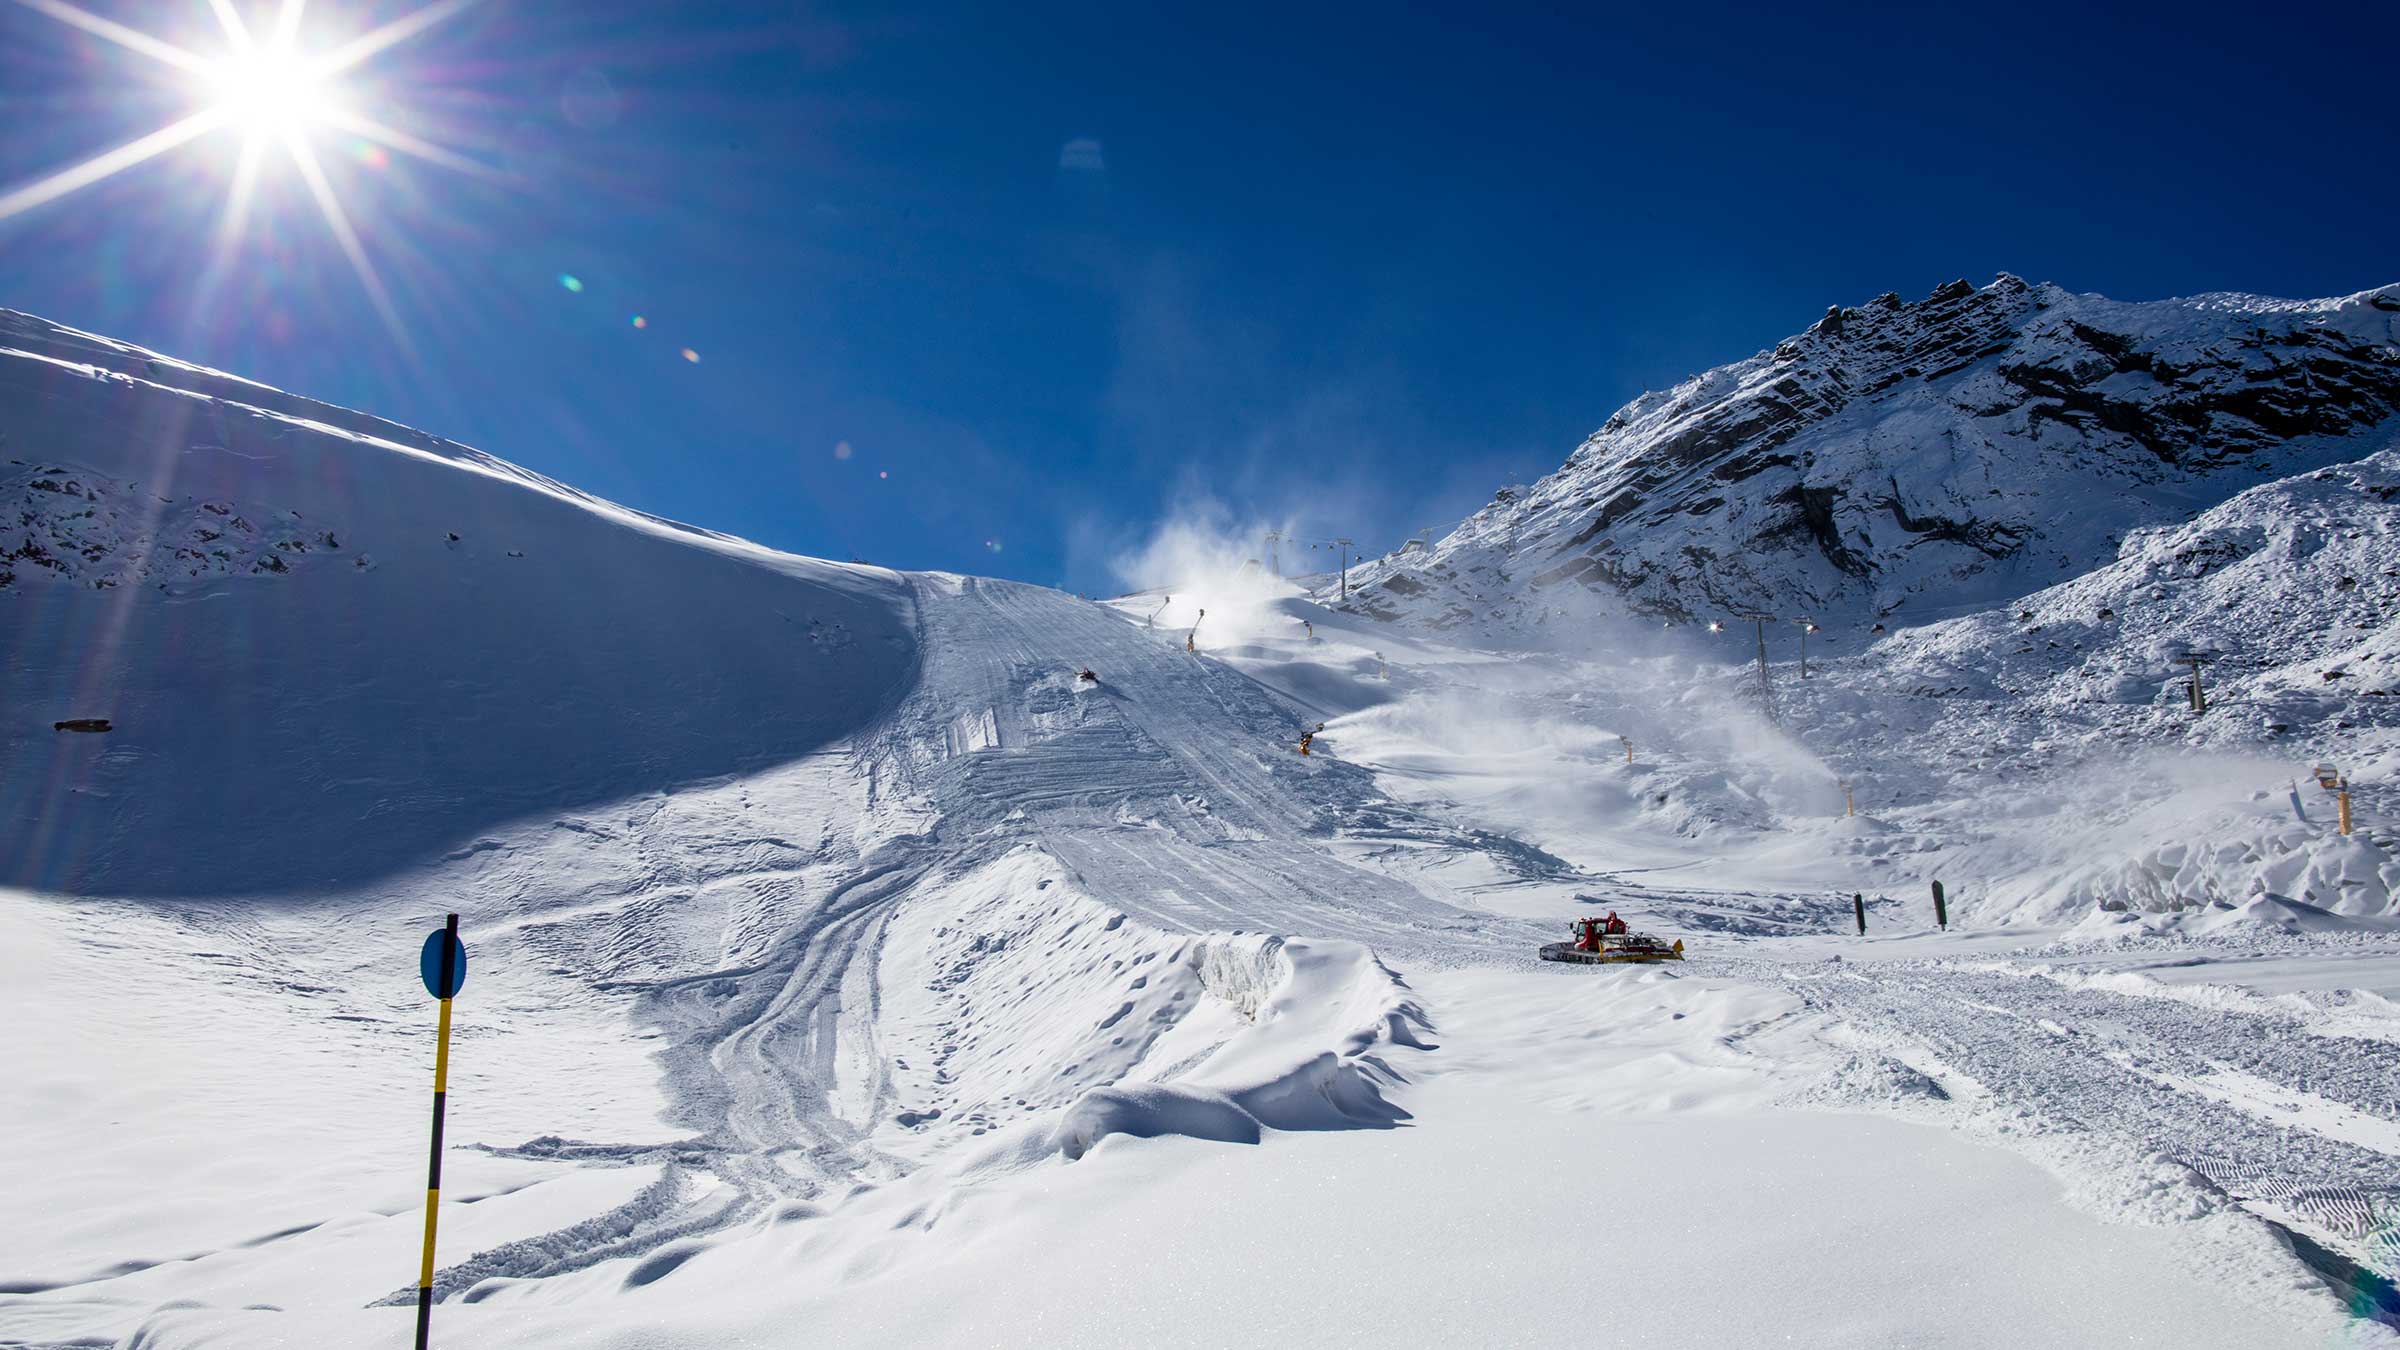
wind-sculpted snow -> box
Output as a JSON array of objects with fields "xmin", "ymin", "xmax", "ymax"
[
  {"xmin": 2064, "ymin": 828, "xmax": 2398, "ymax": 921},
  {"xmin": 1345, "ymin": 276, "xmax": 2400, "ymax": 632},
  {"xmin": 1053, "ymin": 935, "xmax": 1427, "ymax": 1159}
]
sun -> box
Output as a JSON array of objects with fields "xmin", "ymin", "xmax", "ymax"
[
  {"xmin": 0, "ymin": 0, "xmax": 493, "ymax": 351},
  {"xmin": 202, "ymin": 36, "xmax": 342, "ymax": 141}
]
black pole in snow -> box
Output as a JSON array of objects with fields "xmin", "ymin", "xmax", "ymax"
[
  {"xmin": 1931, "ymin": 880, "xmax": 1948, "ymax": 931},
  {"xmin": 1853, "ymin": 893, "xmax": 1866, "ymax": 936},
  {"xmin": 416, "ymin": 913, "xmax": 463, "ymax": 1350}
]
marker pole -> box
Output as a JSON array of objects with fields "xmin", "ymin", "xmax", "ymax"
[{"xmin": 416, "ymin": 913, "xmax": 460, "ymax": 1350}]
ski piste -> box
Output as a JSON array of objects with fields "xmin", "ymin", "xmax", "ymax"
[{"xmin": 2, "ymin": 290, "xmax": 2397, "ymax": 1348}]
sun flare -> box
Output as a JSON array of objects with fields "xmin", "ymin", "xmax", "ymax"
[
  {"xmin": 0, "ymin": 0, "xmax": 490, "ymax": 350},
  {"xmin": 202, "ymin": 38, "xmax": 341, "ymax": 141}
]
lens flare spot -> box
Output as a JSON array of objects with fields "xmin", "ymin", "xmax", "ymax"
[
  {"xmin": 680, "ymin": 347, "xmax": 701, "ymax": 363},
  {"xmin": 833, "ymin": 441, "xmax": 853, "ymax": 460},
  {"xmin": 559, "ymin": 274, "xmax": 583, "ymax": 292},
  {"xmin": 631, "ymin": 315, "xmax": 647, "ymax": 328},
  {"xmin": 878, "ymin": 470, "xmax": 889, "ymax": 480}
]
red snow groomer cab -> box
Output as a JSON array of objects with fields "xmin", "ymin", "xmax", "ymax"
[{"xmin": 1539, "ymin": 912, "xmax": 1684, "ymax": 965}]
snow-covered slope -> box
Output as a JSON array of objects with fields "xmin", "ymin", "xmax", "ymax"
[
  {"xmin": 1346, "ymin": 277, "xmax": 2400, "ymax": 633},
  {"xmin": 9, "ymin": 307, "xmax": 2400, "ymax": 1350},
  {"xmin": 1868, "ymin": 447, "xmax": 2400, "ymax": 739},
  {"xmin": 1305, "ymin": 277, "xmax": 2400, "ymax": 932},
  {"xmin": 1776, "ymin": 445, "xmax": 2400, "ymax": 926},
  {"xmin": 0, "ymin": 310, "xmax": 914, "ymax": 895},
  {"xmin": 0, "ymin": 309, "xmax": 1517, "ymax": 1344}
]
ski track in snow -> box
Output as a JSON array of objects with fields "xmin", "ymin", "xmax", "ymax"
[
  {"xmin": 401, "ymin": 573, "xmax": 1549, "ymax": 1300},
  {"xmin": 1747, "ymin": 950, "xmax": 2400, "ymax": 1278}
]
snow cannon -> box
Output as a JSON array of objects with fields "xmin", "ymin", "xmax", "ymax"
[{"xmin": 1539, "ymin": 914, "xmax": 1685, "ymax": 965}]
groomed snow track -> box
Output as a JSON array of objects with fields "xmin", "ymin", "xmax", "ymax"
[{"xmin": 1751, "ymin": 952, "xmax": 2400, "ymax": 1291}]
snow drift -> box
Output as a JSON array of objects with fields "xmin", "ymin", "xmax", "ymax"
[{"xmin": 1052, "ymin": 931, "xmax": 1428, "ymax": 1160}]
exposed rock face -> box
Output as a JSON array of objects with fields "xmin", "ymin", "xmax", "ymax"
[
  {"xmin": 0, "ymin": 462, "xmax": 353, "ymax": 591},
  {"xmin": 1345, "ymin": 277, "xmax": 2400, "ymax": 632}
]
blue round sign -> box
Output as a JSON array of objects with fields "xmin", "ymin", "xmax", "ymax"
[{"xmin": 420, "ymin": 928, "xmax": 468, "ymax": 999}]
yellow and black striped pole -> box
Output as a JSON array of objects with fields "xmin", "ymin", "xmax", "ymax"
[{"xmin": 416, "ymin": 913, "xmax": 466, "ymax": 1349}]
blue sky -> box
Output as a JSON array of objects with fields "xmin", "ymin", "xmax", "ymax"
[{"xmin": 1, "ymin": 0, "xmax": 2393, "ymax": 593}]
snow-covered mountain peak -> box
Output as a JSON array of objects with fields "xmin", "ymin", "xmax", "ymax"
[{"xmin": 1347, "ymin": 276, "xmax": 2400, "ymax": 634}]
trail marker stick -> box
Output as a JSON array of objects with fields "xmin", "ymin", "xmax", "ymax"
[
  {"xmin": 415, "ymin": 914, "xmax": 468, "ymax": 1349},
  {"xmin": 1854, "ymin": 892, "xmax": 1866, "ymax": 936},
  {"xmin": 1930, "ymin": 880, "xmax": 1948, "ymax": 931}
]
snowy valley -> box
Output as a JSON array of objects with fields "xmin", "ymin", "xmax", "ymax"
[{"xmin": 7, "ymin": 280, "xmax": 2400, "ymax": 1348}]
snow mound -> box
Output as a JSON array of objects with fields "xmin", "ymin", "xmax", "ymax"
[
  {"xmin": 1051, "ymin": 1084, "xmax": 1264, "ymax": 1157},
  {"xmin": 1053, "ymin": 934, "xmax": 1428, "ymax": 1160},
  {"xmin": 2067, "ymin": 827, "xmax": 2399, "ymax": 919}
]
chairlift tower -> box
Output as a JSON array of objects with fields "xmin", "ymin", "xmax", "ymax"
[
  {"xmin": 1295, "ymin": 536, "xmax": 1359, "ymax": 599},
  {"xmin": 1736, "ymin": 611, "xmax": 1779, "ymax": 724}
]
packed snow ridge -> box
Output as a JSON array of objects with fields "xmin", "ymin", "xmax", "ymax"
[{"xmin": 7, "ymin": 289, "xmax": 2400, "ymax": 1348}]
